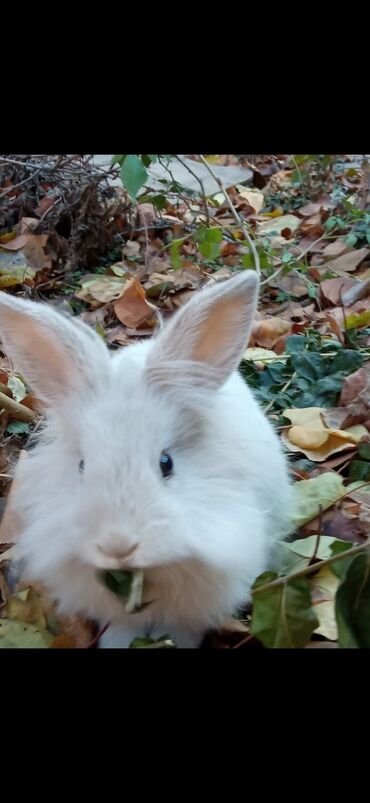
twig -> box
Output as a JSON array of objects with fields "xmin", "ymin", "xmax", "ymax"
[
  {"xmin": 0, "ymin": 382, "xmax": 12, "ymax": 398},
  {"xmin": 0, "ymin": 168, "xmax": 42, "ymax": 198},
  {"xmin": 264, "ymin": 372, "xmax": 297, "ymax": 414},
  {"xmin": 252, "ymin": 541, "xmax": 370, "ymax": 596},
  {"xmin": 198, "ymin": 154, "xmax": 261, "ymax": 277},
  {"xmin": 0, "ymin": 391, "xmax": 36, "ymax": 423},
  {"xmin": 309, "ymin": 507, "xmax": 323, "ymax": 564},
  {"xmin": 175, "ymin": 156, "xmax": 210, "ymax": 225},
  {"xmin": 260, "ymin": 233, "xmax": 328, "ymax": 287}
]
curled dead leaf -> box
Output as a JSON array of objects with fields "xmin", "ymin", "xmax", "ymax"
[
  {"xmin": 114, "ymin": 279, "xmax": 157, "ymax": 329},
  {"xmin": 251, "ymin": 317, "xmax": 291, "ymax": 349},
  {"xmin": 282, "ymin": 407, "xmax": 368, "ymax": 461}
]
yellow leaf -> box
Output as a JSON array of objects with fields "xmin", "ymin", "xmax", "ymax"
[
  {"xmin": 345, "ymin": 309, "xmax": 370, "ymax": 330},
  {"xmin": 0, "ymin": 619, "xmax": 53, "ymax": 648},
  {"xmin": 310, "ymin": 566, "xmax": 339, "ymax": 642},
  {"xmin": 257, "ymin": 214, "xmax": 300, "ymax": 236},
  {"xmin": 236, "ymin": 188, "xmax": 265, "ymax": 213},
  {"xmin": 289, "ymin": 426, "xmax": 329, "ymax": 449},
  {"xmin": 0, "ymin": 231, "xmax": 17, "ymax": 244},
  {"xmin": 242, "ymin": 347, "xmax": 287, "ymax": 365},
  {"xmin": 282, "ymin": 407, "xmax": 368, "ymax": 461}
]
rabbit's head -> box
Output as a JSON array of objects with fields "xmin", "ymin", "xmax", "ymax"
[{"xmin": 0, "ymin": 273, "xmax": 261, "ymax": 595}]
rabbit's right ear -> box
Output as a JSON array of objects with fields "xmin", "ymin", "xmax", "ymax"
[
  {"xmin": 147, "ymin": 271, "xmax": 259, "ymax": 394},
  {"xmin": 0, "ymin": 293, "xmax": 109, "ymax": 406}
]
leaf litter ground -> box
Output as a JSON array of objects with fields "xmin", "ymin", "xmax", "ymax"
[{"xmin": 1, "ymin": 154, "xmax": 370, "ymax": 648}]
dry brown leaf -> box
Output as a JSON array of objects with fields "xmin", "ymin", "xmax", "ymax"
[
  {"xmin": 236, "ymin": 189, "xmax": 264, "ymax": 213},
  {"xmin": 282, "ymin": 407, "xmax": 368, "ymax": 461},
  {"xmin": 20, "ymin": 218, "xmax": 40, "ymax": 234},
  {"xmin": 5, "ymin": 233, "xmax": 52, "ymax": 271},
  {"xmin": 251, "ymin": 317, "xmax": 291, "ymax": 348},
  {"xmin": 137, "ymin": 203, "xmax": 157, "ymax": 228},
  {"xmin": 341, "ymin": 278, "xmax": 370, "ymax": 306},
  {"xmin": 35, "ymin": 196, "xmax": 57, "ymax": 217},
  {"xmin": 321, "ymin": 509, "xmax": 365, "ymax": 543},
  {"xmin": 323, "ymin": 247, "xmax": 370, "ymax": 274},
  {"xmin": 123, "ymin": 241, "xmax": 141, "ymax": 258},
  {"xmin": 322, "ymin": 239, "xmax": 349, "ymax": 258},
  {"xmin": 257, "ymin": 214, "xmax": 300, "ymax": 237},
  {"xmin": 320, "ymin": 276, "xmax": 358, "ymax": 306},
  {"xmin": 114, "ymin": 279, "xmax": 157, "ymax": 329},
  {"xmin": 340, "ymin": 362, "xmax": 370, "ymax": 407},
  {"xmin": 298, "ymin": 202, "xmax": 322, "ymax": 217},
  {"xmin": 0, "ymin": 235, "xmax": 29, "ymax": 251},
  {"xmin": 75, "ymin": 275, "xmax": 126, "ymax": 304},
  {"xmin": 268, "ymin": 273, "xmax": 307, "ymax": 298},
  {"xmin": 323, "ymin": 404, "xmax": 370, "ymax": 430},
  {"xmin": 299, "ymin": 214, "xmax": 324, "ymax": 236}
]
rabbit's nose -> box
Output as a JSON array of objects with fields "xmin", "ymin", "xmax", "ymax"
[{"xmin": 97, "ymin": 542, "xmax": 139, "ymax": 564}]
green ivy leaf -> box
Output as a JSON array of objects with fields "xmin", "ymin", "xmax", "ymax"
[
  {"xmin": 195, "ymin": 226, "xmax": 222, "ymax": 260},
  {"xmin": 120, "ymin": 155, "xmax": 148, "ymax": 200},
  {"xmin": 6, "ymin": 421, "xmax": 30, "ymax": 436},
  {"xmin": 336, "ymin": 552, "xmax": 370, "ymax": 647},
  {"xmin": 170, "ymin": 239, "xmax": 183, "ymax": 270},
  {"xmin": 111, "ymin": 154, "xmax": 125, "ymax": 165},
  {"xmin": 250, "ymin": 573, "xmax": 319, "ymax": 648}
]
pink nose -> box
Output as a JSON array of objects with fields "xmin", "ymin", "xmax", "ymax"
[{"xmin": 97, "ymin": 542, "xmax": 139, "ymax": 563}]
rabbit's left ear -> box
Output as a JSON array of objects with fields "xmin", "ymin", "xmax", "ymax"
[
  {"xmin": 147, "ymin": 271, "xmax": 259, "ymax": 390},
  {"xmin": 0, "ymin": 292, "xmax": 110, "ymax": 406}
]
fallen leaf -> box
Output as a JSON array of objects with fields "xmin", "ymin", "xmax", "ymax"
[
  {"xmin": 336, "ymin": 552, "xmax": 370, "ymax": 647},
  {"xmin": 290, "ymin": 473, "xmax": 356, "ymax": 529},
  {"xmin": 35, "ymin": 196, "xmax": 57, "ymax": 216},
  {"xmin": 251, "ymin": 317, "xmax": 291, "ymax": 348},
  {"xmin": 75, "ymin": 275, "xmax": 126, "ymax": 303},
  {"xmin": 322, "ymin": 239, "xmax": 350, "ymax": 258},
  {"xmin": 341, "ymin": 278, "xmax": 370, "ymax": 306},
  {"xmin": 322, "ymin": 404, "xmax": 370, "ymax": 430},
  {"xmin": 242, "ymin": 347, "xmax": 287, "ymax": 365},
  {"xmin": 340, "ymin": 363, "xmax": 370, "ymax": 406},
  {"xmin": 321, "ymin": 509, "xmax": 365, "ymax": 543},
  {"xmin": 320, "ymin": 277, "xmax": 358, "ymax": 306},
  {"xmin": 250, "ymin": 572, "xmax": 318, "ymax": 648},
  {"xmin": 114, "ymin": 279, "xmax": 157, "ymax": 329},
  {"xmin": 257, "ymin": 214, "xmax": 300, "ymax": 237},
  {"xmin": 322, "ymin": 247, "xmax": 369, "ymax": 274},
  {"xmin": 0, "ymin": 235, "xmax": 29, "ymax": 251},
  {"xmin": 5, "ymin": 586, "xmax": 47, "ymax": 628},
  {"xmin": 236, "ymin": 189, "xmax": 264, "ymax": 213},
  {"xmin": 299, "ymin": 214, "xmax": 324, "ymax": 237},
  {"xmin": 0, "ymin": 619, "xmax": 53, "ymax": 648},
  {"xmin": 123, "ymin": 241, "xmax": 141, "ymax": 258},
  {"xmin": 282, "ymin": 407, "xmax": 368, "ymax": 461},
  {"xmin": 298, "ymin": 202, "xmax": 322, "ymax": 217},
  {"xmin": 310, "ymin": 566, "xmax": 339, "ymax": 641}
]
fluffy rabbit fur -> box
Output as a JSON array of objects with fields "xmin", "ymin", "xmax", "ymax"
[{"xmin": 0, "ymin": 272, "xmax": 291, "ymax": 647}]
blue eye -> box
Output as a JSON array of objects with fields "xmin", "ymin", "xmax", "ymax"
[{"xmin": 160, "ymin": 453, "xmax": 173, "ymax": 478}]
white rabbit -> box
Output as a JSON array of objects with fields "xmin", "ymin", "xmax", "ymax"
[{"xmin": 0, "ymin": 272, "xmax": 291, "ymax": 648}]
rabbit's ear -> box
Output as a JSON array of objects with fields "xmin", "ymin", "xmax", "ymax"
[
  {"xmin": 147, "ymin": 272, "xmax": 259, "ymax": 391},
  {"xmin": 0, "ymin": 293, "xmax": 109, "ymax": 405}
]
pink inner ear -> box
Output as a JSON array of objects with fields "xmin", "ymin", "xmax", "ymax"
[
  {"xmin": 7, "ymin": 316, "xmax": 71, "ymax": 388},
  {"xmin": 191, "ymin": 298, "xmax": 238, "ymax": 365}
]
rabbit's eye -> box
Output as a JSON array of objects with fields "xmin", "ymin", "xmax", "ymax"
[
  {"xmin": 79, "ymin": 460, "xmax": 85, "ymax": 473},
  {"xmin": 160, "ymin": 452, "xmax": 173, "ymax": 478}
]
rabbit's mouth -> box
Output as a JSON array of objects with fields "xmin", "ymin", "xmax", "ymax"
[{"xmin": 96, "ymin": 568, "xmax": 155, "ymax": 614}]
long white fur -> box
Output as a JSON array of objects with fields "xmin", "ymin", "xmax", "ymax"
[{"xmin": 0, "ymin": 273, "xmax": 291, "ymax": 648}]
